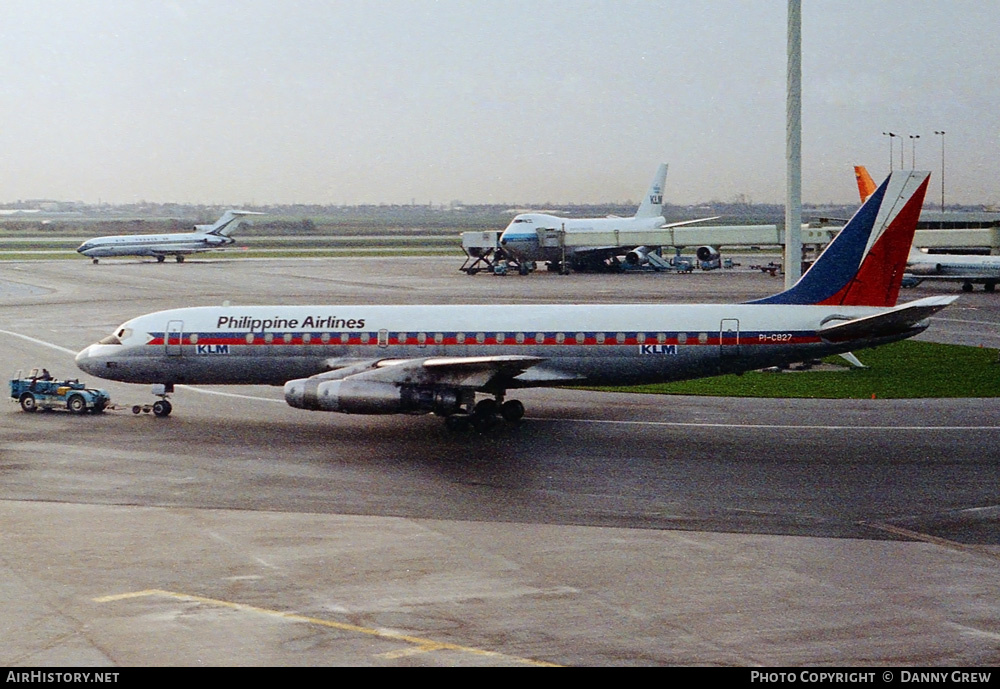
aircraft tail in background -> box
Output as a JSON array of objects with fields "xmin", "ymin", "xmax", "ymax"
[
  {"xmin": 854, "ymin": 165, "xmax": 878, "ymax": 203},
  {"xmin": 634, "ymin": 163, "xmax": 668, "ymax": 218},
  {"xmin": 750, "ymin": 170, "xmax": 931, "ymax": 308},
  {"xmin": 194, "ymin": 210, "xmax": 264, "ymax": 237}
]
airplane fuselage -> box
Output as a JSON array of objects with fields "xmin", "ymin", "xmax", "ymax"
[
  {"xmin": 908, "ymin": 253, "xmax": 1000, "ymax": 277},
  {"xmin": 75, "ymin": 302, "xmax": 921, "ymax": 389},
  {"xmin": 77, "ymin": 232, "xmax": 234, "ymax": 259},
  {"xmin": 499, "ymin": 213, "xmax": 666, "ymax": 265}
]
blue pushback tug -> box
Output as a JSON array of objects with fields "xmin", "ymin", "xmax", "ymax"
[{"xmin": 10, "ymin": 368, "xmax": 111, "ymax": 414}]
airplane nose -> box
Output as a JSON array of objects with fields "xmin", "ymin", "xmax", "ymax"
[{"xmin": 75, "ymin": 345, "xmax": 99, "ymax": 374}]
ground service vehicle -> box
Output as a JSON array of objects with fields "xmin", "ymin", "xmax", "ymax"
[{"xmin": 10, "ymin": 370, "xmax": 111, "ymax": 414}]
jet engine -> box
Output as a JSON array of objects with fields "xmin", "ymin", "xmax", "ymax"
[
  {"xmin": 696, "ymin": 246, "xmax": 721, "ymax": 270},
  {"xmin": 696, "ymin": 246, "xmax": 720, "ymax": 262},
  {"xmin": 907, "ymin": 262, "xmax": 943, "ymax": 276},
  {"xmin": 284, "ymin": 378, "xmax": 470, "ymax": 415},
  {"xmin": 625, "ymin": 246, "xmax": 652, "ymax": 266}
]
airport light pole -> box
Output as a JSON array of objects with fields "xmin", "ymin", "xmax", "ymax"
[
  {"xmin": 882, "ymin": 132, "xmax": 898, "ymax": 174},
  {"xmin": 934, "ymin": 130, "xmax": 945, "ymax": 211},
  {"xmin": 784, "ymin": 0, "xmax": 802, "ymax": 287},
  {"xmin": 909, "ymin": 134, "xmax": 920, "ymax": 169}
]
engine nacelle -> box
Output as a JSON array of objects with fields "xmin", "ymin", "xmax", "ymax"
[
  {"xmin": 284, "ymin": 378, "xmax": 468, "ymax": 415},
  {"xmin": 625, "ymin": 246, "xmax": 651, "ymax": 265},
  {"xmin": 696, "ymin": 246, "xmax": 720, "ymax": 262},
  {"xmin": 908, "ymin": 262, "xmax": 943, "ymax": 276}
]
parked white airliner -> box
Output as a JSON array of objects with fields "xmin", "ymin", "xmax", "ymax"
[
  {"xmin": 498, "ymin": 163, "xmax": 716, "ymax": 272},
  {"xmin": 76, "ymin": 171, "xmax": 952, "ymax": 428},
  {"xmin": 76, "ymin": 210, "xmax": 263, "ymax": 264}
]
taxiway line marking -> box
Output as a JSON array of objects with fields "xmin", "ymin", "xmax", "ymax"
[
  {"xmin": 544, "ymin": 418, "xmax": 999, "ymax": 431},
  {"xmin": 0, "ymin": 328, "xmax": 78, "ymax": 355},
  {"xmin": 859, "ymin": 522, "xmax": 1000, "ymax": 563},
  {"xmin": 176, "ymin": 385, "xmax": 285, "ymax": 404},
  {"xmin": 93, "ymin": 589, "xmax": 559, "ymax": 667}
]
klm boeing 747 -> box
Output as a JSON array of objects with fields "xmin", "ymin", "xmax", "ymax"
[
  {"xmin": 498, "ymin": 164, "xmax": 716, "ymax": 272},
  {"xmin": 76, "ymin": 171, "xmax": 952, "ymax": 428}
]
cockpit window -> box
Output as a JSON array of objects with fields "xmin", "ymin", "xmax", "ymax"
[
  {"xmin": 513, "ymin": 218, "xmax": 533, "ymax": 223},
  {"xmin": 98, "ymin": 327, "xmax": 132, "ymax": 345}
]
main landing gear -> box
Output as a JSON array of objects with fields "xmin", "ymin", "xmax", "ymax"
[{"xmin": 444, "ymin": 396, "xmax": 525, "ymax": 432}]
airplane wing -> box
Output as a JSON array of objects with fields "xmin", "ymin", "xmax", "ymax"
[
  {"xmin": 818, "ymin": 296, "xmax": 957, "ymax": 343},
  {"xmin": 316, "ymin": 354, "xmax": 547, "ymax": 389}
]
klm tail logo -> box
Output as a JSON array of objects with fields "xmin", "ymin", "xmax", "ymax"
[
  {"xmin": 649, "ymin": 194, "xmax": 662, "ymax": 205},
  {"xmin": 196, "ymin": 344, "xmax": 230, "ymax": 355}
]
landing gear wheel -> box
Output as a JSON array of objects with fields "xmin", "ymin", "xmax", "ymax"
[
  {"xmin": 176, "ymin": 255, "xmax": 185, "ymax": 263},
  {"xmin": 132, "ymin": 405, "xmax": 142, "ymax": 414},
  {"xmin": 473, "ymin": 399, "xmax": 498, "ymax": 417},
  {"xmin": 986, "ymin": 282, "xmax": 996, "ymax": 293},
  {"xmin": 156, "ymin": 255, "xmax": 165, "ymax": 263},
  {"xmin": 962, "ymin": 282, "xmax": 973, "ymax": 292},
  {"xmin": 19, "ymin": 393, "xmax": 37, "ymax": 412},
  {"xmin": 67, "ymin": 395, "xmax": 88, "ymax": 414},
  {"xmin": 500, "ymin": 399, "xmax": 525, "ymax": 422},
  {"xmin": 92, "ymin": 258, "xmax": 99, "ymax": 265},
  {"xmin": 468, "ymin": 399, "xmax": 498, "ymax": 431},
  {"xmin": 152, "ymin": 399, "xmax": 173, "ymax": 417}
]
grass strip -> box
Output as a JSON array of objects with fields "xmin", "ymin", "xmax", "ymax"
[{"xmin": 594, "ymin": 340, "xmax": 1000, "ymax": 399}]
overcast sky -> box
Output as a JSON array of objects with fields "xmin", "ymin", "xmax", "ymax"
[{"xmin": 1, "ymin": 1, "xmax": 998, "ymax": 206}]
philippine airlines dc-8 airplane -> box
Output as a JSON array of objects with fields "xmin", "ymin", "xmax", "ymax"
[
  {"xmin": 76, "ymin": 171, "xmax": 953, "ymax": 427},
  {"xmin": 76, "ymin": 210, "xmax": 263, "ymax": 264}
]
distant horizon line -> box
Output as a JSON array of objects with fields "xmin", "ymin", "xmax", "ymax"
[{"xmin": 1, "ymin": 198, "xmax": 996, "ymax": 212}]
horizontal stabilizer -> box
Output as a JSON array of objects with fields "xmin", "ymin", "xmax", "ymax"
[{"xmin": 818, "ymin": 296, "xmax": 957, "ymax": 343}]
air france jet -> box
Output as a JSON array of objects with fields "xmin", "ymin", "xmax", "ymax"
[
  {"xmin": 857, "ymin": 166, "xmax": 1000, "ymax": 292},
  {"xmin": 498, "ymin": 163, "xmax": 715, "ymax": 272},
  {"xmin": 76, "ymin": 171, "xmax": 953, "ymax": 428},
  {"xmin": 77, "ymin": 210, "xmax": 263, "ymax": 264}
]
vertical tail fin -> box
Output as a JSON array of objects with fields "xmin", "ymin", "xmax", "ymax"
[
  {"xmin": 854, "ymin": 165, "xmax": 877, "ymax": 203},
  {"xmin": 750, "ymin": 170, "xmax": 930, "ymax": 307},
  {"xmin": 634, "ymin": 163, "xmax": 668, "ymax": 218},
  {"xmin": 194, "ymin": 210, "xmax": 264, "ymax": 237}
]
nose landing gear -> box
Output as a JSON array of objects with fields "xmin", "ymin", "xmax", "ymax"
[{"xmin": 131, "ymin": 383, "xmax": 173, "ymax": 417}]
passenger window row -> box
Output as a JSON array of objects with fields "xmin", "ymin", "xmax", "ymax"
[{"xmin": 189, "ymin": 332, "xmax": 713, "ymax": 345}]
